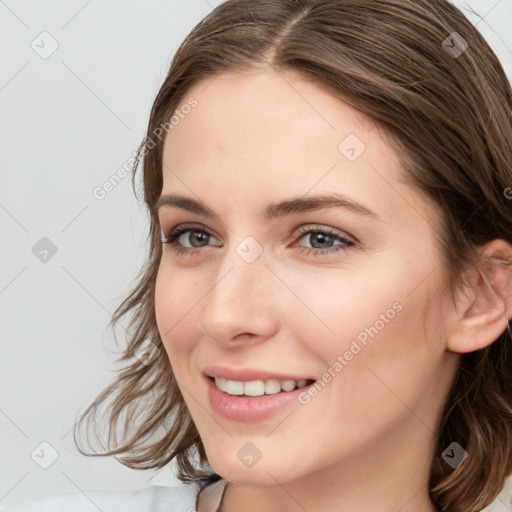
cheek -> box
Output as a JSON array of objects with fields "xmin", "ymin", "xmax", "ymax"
[
  {"xmin": 296, "ymin": 263, "xmax": 444, "ymax": 397},
  {"xmin": 281, "ymin": 264, "xmax": 407, "ymax": 359},
  {"xmin": 319, "ymin": 288, "xmax": 444, "ymax": 434},
  {"xmin": 154, "ymin": 263, "xmax": 197, "ymax": 359}
]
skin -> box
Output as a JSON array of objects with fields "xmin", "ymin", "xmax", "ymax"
[{"xmin": 154, "ymin": 66, "xmax": 512, "ymax": 512}]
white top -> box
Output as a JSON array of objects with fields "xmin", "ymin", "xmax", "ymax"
[
  {"xmin": 0, "ymin": 482, "xmax": 202, "ymax": 512},
  {"xmin": 2, "ymin": 477, "xmax": 512, "ymax": 511}
]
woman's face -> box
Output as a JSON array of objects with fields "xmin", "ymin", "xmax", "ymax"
[{"xmin": 155, "ymin": 67, "xmax": 460, "ymax": 488}]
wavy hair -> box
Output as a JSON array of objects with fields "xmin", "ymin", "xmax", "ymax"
[{"xmin": 73, "ymin": 1, "xmax": 512, "ymax": 510}]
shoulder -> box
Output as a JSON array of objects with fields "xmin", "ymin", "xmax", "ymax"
[
  {"xmin": 484, "ymin": 494, "xmax": 512, "ymax": 512},
  {"xmin": 481, "ymin": 476, "xmax": 512, "ymax": 512},
  {"xmin": 0, "ymin": 482, "xmax": 201, "ymax": 512}
]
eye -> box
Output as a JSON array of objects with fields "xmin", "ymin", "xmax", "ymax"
[
  {"xmin": 161, "ymin": 223, "xmax": 221, "ymax": 255},
  {"xmin": 161, "ymin": 223, "xmax": 356, "ymax": 257},
  {"xmin": 293, "ymin": 225, "xmax": 355, "ymax": 256}
]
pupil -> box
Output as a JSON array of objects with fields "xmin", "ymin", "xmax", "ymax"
[
  {"xmin": 312, "ymin": 233, "xmax": 332, "ymax": 249},
  {"xmin": 191, "ymin": 231, "xmax": 208, "ymax": 247}
]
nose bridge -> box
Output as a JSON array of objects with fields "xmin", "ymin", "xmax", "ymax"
[
  {"xmin": 210, "ymin": 235, "xmax": 265, "ymax": 308},
  {"xmin": 200, "ymin": 234, "xmax": 276, "ymax": 342}
]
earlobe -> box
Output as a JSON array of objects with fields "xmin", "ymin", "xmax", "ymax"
[{"xmin": 446, "ymin": 239, "xmax": 512, "ymax": 354}]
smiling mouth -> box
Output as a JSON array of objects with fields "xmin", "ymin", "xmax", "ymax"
[{"xmin": 208, "ymin": 375, "xmax": 316, "ymax": 397}]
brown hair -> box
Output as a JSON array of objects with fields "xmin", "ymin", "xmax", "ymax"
[{"xmin": 73, "ymin": 1, "xmax": 512, "ymax": 510}]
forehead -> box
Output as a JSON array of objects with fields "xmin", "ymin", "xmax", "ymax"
[
  {"xmin": 164, "ymin": 68, "xmax": 375, "ymax": 160},
  {"xmin": 160, "ymin": 68, "xmax": 435, "ymax": 224}
]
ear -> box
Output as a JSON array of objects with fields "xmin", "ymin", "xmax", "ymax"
[{"xmin": 446, "ymin": 239, "xmax": 512, "ymax": 354}]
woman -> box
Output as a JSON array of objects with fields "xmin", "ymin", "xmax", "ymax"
[{"xmin": 4, "ymin": 0, "xmax": 512, "ymax": 511}]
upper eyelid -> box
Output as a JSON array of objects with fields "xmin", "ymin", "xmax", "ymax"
[{"xmin": 163, "ymin": 222, "xmax": 355, "ymax": 244}]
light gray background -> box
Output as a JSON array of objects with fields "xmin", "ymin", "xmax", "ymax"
[{"xmin": 1, "ymin": 0, "xmax": 511, "ymax": 507}]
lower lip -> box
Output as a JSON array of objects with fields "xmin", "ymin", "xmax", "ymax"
[{"xmin": 204, "ymin": 374, "xmax": 316, "ymax": 423}]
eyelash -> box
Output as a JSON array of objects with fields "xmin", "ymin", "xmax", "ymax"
[{"xmin": 161, "ymin": 223, "xmax": 356, "ymax": 257}]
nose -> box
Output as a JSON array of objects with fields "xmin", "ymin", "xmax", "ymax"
[{"xmin": 199, "ymin": 242, "xmax": 278, "ymax": 345}]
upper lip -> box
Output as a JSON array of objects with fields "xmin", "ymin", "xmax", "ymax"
[{"xmin": 203, "ymin": 365, "xmax": 316, "ymax": 382}]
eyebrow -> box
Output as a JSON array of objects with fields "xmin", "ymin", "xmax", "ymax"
[{"xmin": 155, "ymin": 193, "xmax": 382, "ymax": 222}]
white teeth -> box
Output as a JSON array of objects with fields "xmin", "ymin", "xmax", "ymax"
[
  {"xmin": 264, "ymin": 379, "xmax": 281, "ymax": 395},
  {"xmin": 224, "ymin": 379, "xmax": 244, "ymax": 395},
  {"xmin": 214, "ymin": 377, "xmax": 311, "ymax": 396},
  {"xmin": 281, "ymin": 380, "xmax": 296, "ymax": 392},
  {"xmin": 244, "ymin": 380, "xmax": 265, "ymax": 396}
]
